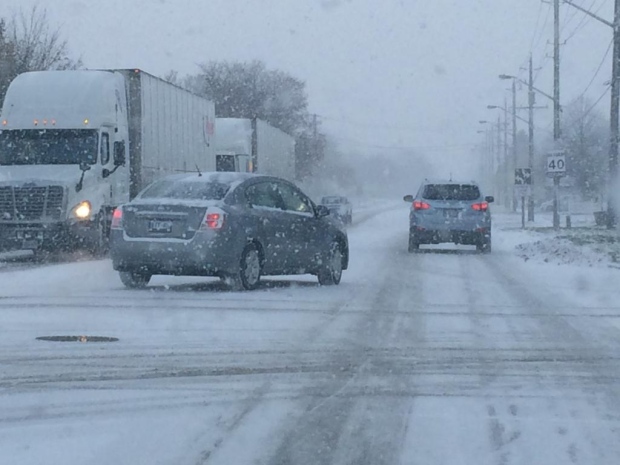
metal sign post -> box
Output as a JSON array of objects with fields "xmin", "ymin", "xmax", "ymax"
[
  {"xmin": 514, "ymin": 168, "xmax": 532, "ymax": 229},
  {"xmin": 546, "ymin": 152, "xmax": 566, "ymax": 229}
]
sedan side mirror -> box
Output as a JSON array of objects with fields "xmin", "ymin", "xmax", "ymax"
[
  {"xmin": 316, "ymin": 205, "xmax": 330, "ymax": 218},
  {"xmin": 485, "ymin": 196, "xmax": 495, "ymax": 203},
  {"xmin": 403, "ymin": 195, "xmax": 414, "ymax": 203}
]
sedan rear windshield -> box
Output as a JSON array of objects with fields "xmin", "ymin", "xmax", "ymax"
[
  {"xmin": 140, "ymin": 180, "xmax": 230, "ymax": 200},
  {"xmin": 422, "ymin": 184, "xmax": 480, "ymax": 201}
]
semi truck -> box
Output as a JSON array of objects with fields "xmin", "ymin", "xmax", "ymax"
[
  {"xmin": 0, "ymin": 69, "xmax": 216, "ymax": 253},
  {"xmin": 215, "ymin": 118, "xmax": 295, "ymax": 180}
]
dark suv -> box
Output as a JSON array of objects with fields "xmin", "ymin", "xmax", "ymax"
[{"xmin": 403, "ymin": 181, "xmax": 494, "ymax": 253}]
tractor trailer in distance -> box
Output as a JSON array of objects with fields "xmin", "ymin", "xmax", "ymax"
[
  {"xmin": 215, "ymin": 117, "xmax": 296, "ymax": 181},
  {"xmin": 0, "ymin": 69, "xmax": 216, "ymax": 253}
]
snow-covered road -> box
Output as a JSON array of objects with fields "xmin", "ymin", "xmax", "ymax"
[{"xmin": 2, "ymin": 204, "xmax": 620, "ymax": 464}]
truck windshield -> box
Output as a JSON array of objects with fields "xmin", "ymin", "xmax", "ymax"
[{"xmin": 0, "ymin": 129, "xmax": 98, "ymax": 165}]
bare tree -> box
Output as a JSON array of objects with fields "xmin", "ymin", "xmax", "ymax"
[{"xmin": 0, "ymin": 6, "xmax": 80, "ymax": 102}]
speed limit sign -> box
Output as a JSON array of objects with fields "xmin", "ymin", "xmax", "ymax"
[{"xmin": 546, "ymin": 154, "xmax": 566, "ymax": 177}]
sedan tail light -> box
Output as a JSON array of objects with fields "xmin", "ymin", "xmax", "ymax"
[
  {"xmin": 413, "ymin": 200, "xmax": 431, "ymax": 210},
  {"xmin": 200, "ymin": 207, "xmax": 226, "ymax": 230},
  {"xmin": 471, "ymin": 202, "xmax": 489, "ymax": 212},
  {"xmin": 111, "ymin": 207, "xmax": 123, "ymax": 229}
]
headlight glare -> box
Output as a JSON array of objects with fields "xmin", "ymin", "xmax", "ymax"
[{"xmin": 73, "ymin": 201, "xmax": 92, "ymax": 219}]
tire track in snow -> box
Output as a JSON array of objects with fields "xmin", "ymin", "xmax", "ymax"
[{"xmin": 266, "ymin": 237, "xmax": 424, "ymax": 465}]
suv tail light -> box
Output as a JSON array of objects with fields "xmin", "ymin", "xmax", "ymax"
[
  {"xmin": 200, "ymin": 207, "xmax": 226, "ymax": 230},
  {"xmin": 413, "ymin": 201, "xmax": 431, "ymax": 210},
  {"xmin": 471, "ymin": 202, "xmax": 489, "ymax": 212},
  {"xmin": 111, "ymin": 207, "xmax": 123, "ymax": 229}
]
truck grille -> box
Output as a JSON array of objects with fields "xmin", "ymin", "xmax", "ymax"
[{"xmin": 0, "ymin": 186, "xmax": 64, "ymax": 221}]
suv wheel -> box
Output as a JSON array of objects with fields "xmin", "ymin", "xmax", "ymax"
[
  {"xmin": 408, "ymin": 234, "xmax": 420, "ymax": 253},
  {"xmin": 119, "ymin": 271, "xmax": 151, "ymax": 289},
  {"xmin": 477, "ymin": 237, "xmax": 492, "ymax": 254}
]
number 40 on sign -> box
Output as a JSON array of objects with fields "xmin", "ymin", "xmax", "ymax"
[{"xmin": 546, "ymin": 154, "xmax": 566, "ymax": 177}]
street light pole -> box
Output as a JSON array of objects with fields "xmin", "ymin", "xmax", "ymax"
[{"xmin": 528, "ymin": 54, "xmax": 535, "ymax": 221}]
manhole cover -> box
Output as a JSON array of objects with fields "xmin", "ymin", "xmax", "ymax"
[{"xmin": 36, "ymin": 335, "xmax": 119, "ymax": 343}]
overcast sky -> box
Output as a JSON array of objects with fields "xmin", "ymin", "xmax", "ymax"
[{"xmin": 3, "ymin": 0, "xmax": 615, "ymax": 177}]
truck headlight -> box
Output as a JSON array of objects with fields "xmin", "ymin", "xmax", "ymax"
[{"xmin": 73, "ymin": 201, "xmax": 92, "ymax": 219}]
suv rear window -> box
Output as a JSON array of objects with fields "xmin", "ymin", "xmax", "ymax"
[
  {"xmin": 140, "ymin": 180, "xmax": 230, "ymax": 200},
  {"xmin": 422, "ymin": 184, "xmax": 480, "ymax": 201}
]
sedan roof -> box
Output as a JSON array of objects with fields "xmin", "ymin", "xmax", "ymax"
[{"xmin": 159, "ymin": 171, "xmax": 258, "ymax": 185}]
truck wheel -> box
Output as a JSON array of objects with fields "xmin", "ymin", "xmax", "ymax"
[
  {"xmin": 89, "ymin": 213, "xmax": 109, "ymax": 257},
  {"xmin": 119, "ymin": 271, "xmax": 151, "ymax": 289},
  {"xmin": 318, "ymin": 242, "xmax": 343, "ymax": 285},
  {"xmin": 228, "ymin": 243, "xmax": 262, "ymax": 291}
]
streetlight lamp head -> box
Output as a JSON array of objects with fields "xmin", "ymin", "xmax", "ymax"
[
  {"xmin": 487, "ymin": 105, "xmax": 499, "ymax": 109},
  {"xmin": 498, "ymin": 74, "xmax": 514, "ymax": 80},
  {"xmin": 479, "ymin": 120, "xmax": 488, "ymax": 124}
]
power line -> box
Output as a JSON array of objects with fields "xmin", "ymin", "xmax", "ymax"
[
  {"xmin": 563, "ymin": 0, "xmax": 607, "ymax": 44},
  {"xmin": 530, "ymin": 1, "xmax": 553, "ymax": 57},
  {"xmin": 580, "ymin": 84, "xmax": 611, "ymax": 119},
  {"xmin": 530, "ymin": 0, "xmax": 592, "ymax": 83},
  {"xmin": 573, "ymin": 37, "xmax": 614, "ymax": 101}
]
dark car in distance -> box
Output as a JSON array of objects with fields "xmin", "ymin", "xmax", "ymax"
[
  {"xmin": 321, "ymin": 196, "xmax": 353, "ymax": 225},
  {"xmin": 110, "ymin": 172, "xmax": 349, "ymax": 290}
]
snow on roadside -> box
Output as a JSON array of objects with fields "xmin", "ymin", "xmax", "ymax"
[{"xmin": 495, "ymin": 214, "xmax": 620, "ymax": 268}]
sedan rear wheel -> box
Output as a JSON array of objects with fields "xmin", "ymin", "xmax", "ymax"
[
  {"xmin": 318, "ymin": 242, "xmax": 343, "ymax": 286},
  {"xmin": 408, "ymin": 234, "xmax": 420, "ymax": 253},
  {"xmin": 119, "ymin": 271, "xmax": 151, "ymax": 289},
  {"xmin": 229, "ymin": 243, "xmax": 262, "ymax": 291}
]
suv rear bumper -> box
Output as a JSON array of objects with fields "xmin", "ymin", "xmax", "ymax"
[{"xmin": 411, "ymin": 227, "xmax": 490, "ymax": 245}]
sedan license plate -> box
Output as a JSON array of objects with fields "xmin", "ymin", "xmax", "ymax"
[
  {"xmin": 444, "ymin": 209, "xmax": 461, "ymax": 219},
  {"xmin": 21, "ymin": 240, "xmax": 39, "ymax": 250},
  {"xmin": 148, "ymin": 220, "xmax": 173, "ymax": 233}
]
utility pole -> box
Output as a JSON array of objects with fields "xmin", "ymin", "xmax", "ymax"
[
  {"xmin": 609, "ymin": 0, "xmax": 620, "ymax": 228},
  {"xmin": 564, "ymin": 0, "xmax": 620, "ymax": 229},
  {"xmin": 552, "ymin": 0, "xmax": 561, "ymax": 229},
  {"xmin": 496, "ymin": 115, "xmax": 501, "ymax": 173},
  {"xmin": 512, "ymin": 78, "xmax": 518, "ymax": 212},
  {"xmin": 528, "ymin": 54, "xmax": 535, "ymax": 221}
]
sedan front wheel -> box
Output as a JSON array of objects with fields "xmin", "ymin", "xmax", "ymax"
[{"xmin": 318, "ymin": 242, "xmax": 343, "ymax": 286}]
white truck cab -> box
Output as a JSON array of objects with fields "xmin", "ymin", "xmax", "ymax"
[
  {"xmin": 0, "ymin": 70, "xmax": 129, "ymax": 252},
  {"xmin": 0, "ymin": 69, "xmax": 216, "ymax": 253}
]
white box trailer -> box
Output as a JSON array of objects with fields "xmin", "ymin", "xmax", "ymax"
[
  {"xmin": 123, "ymin": 70, "xmax": 216, "ymax": 197},
  {"xmin": 215, "ymin": 118, "xmax": 295, "ymax": 180},
  {"xmin": 0, "ymin": 69, "xmax": 215, "ymax": 252}
]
